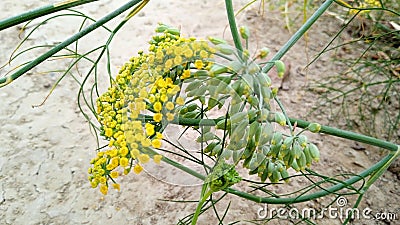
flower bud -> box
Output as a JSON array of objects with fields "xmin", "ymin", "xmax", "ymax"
[
  {"xmin": 307, "ymin": 123, "xmax": 321, "ymax": 133},
  {"xmin": 274, "ymin": 112, "xmax": 286, "ymax": 126},
  {"xmin": 208, "ymin": 36, "xmax": 227, "ymax": 45},
  {"xmin": 259, "ymin": 47, "xmax": 270, "ymax": 59},
  {"xmin": 239, "ymin": 26, "xmax": 250, "ymax": 40},
  {"xmin": 274, "ymin": 60, "xmax": 285, "ymax": 78}
]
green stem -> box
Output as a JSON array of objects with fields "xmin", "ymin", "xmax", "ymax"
[
  {"xmin": 225, "ymin": 0, "xmax": 243, "ymax": 53},
  {"xmin": 0, "ymin": 0, "xmax": 98, "ymax": 31},
  {"xmin": 261, "ymin": 0, "xmax": 334, "ymax": 73},
  {"xmin": 192, "ymin": 187, "xmax": 213, "ymax": 225},
  {"xmin": 290, "ymin": 118, "xmax": 398, "ymax": 152},
  {"xmin": 274, "ymin": 96, "xmax": 294, "ymax": 134},
  {"xmin": 0, "ymin": 0, "xmax": 144, "ymax": 86}
]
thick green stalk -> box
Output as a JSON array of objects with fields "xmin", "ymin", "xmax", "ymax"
[
  {"xmin": 290, "ymin": 118, "xmax": 398, "ymax": 152},
  {"xmin": 192, "ymin": 187, "xmax": 213, "ymax": 225},
  {"xmin": 261, "ymin": 0, "xmax": 334, "ymax": 73},
  {"xmin": 225, "ymin": 0, "xmax": 243, "ymax": 53},
  {"xmin": 0, "ymin": 0, "xmax": 98, "ymax": 31},
  {"xmin": 0, "ymin": 0, "xmax": 144, "ymax": 86}
]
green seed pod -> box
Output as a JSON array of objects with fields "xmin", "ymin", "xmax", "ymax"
[
  {"xmin": 271, "ymin": 132, "xmax": 283, "ymax": 146},
  {"xmin": 204, "ymin": 142, "xmax": 218, "ymax": 153},
  {"xmin": 254, "ymin": 123, "xmax": 262, "ymax": 145},
  {"xmin": 271, "ymin": 167, "xmax": 281, "ymax": 183},
  {"xmin": 208, "ymin": 36, "xmax": 227, "ymax": 45},
  {"xmin": 307, "ymin": 123, "xmax": 321, "ymax": 133},
  {"xmin": 232, "ymin": 149, "xmax": 244, "ymax": 163},
  {"xmin": 261, "ymin": 146, "xmax": 270, "ymax": 156},
  {"xmin": 291, "ymin": 160, "xmax": 300, "ymax": 172},
  {"xmin": 242, "ymin": 138, "xmax": 256, "ymax": 160},
  {"xmin": 155, "ymin": 23, "xmax": 169, "ymax": 33},
  {"xmin": 220, "ymin": 149, "xmax": 232, "ymax": 160},
  {"xmin": 227, "ymin": 139, "xmax": 242, "ymax": 151},
  {"xmin": 231, "ymin": 121, "xmax": 248, "ymax": 142},
  {"xmin": 275, "ymin": 161, "xmax": 284, "ymax": 172},
  {"xmin": 279, "ymin": 147, "xmax": 290, "ymax": 160},
  {"xmin": 257, "ymin": 158, "xmax": 267, "ymax": 175},
  {"xmin": 196, "ymin": 132, "xmax": 216, "ymax": 143},
  {"xmin": 239, "ymin": 26, "xmax": 250, "ymax": 40},
  {"xmin": 166, "ymin": 27, "xmax": 180, "ymax": 36},
  {"xmin": 258, "ymin": 122, "xmax": 273, "ymax": 146},
  {"xmin": 261, "ymin": 160, "xmax": 270, "ymax": 182},
  {"xmin": 186, "ymin": 103, "xmax": 199, "ymax": 112},
  {"xmin": 260, "ymin": 86, "xmax": 273, "ymax": 104},
  {"xmin": 230, "ymin": 111, "xmax": 248, "ymax": 124},
  {"xmin": 296, "ymin": 151, "xmax": 307, "ymax": 171},
  {"xmin": 292, "ymin": 142, "xmax": 303, "ymax": 159},
  {"xmin": 258, "ymin": 72, "xmax": 272, "ymax": 87},
  {"xmin": 270, "ymin": 143, "xmax": 281, "ymax": 158},
  {"xmin": 280, "ymin": 168, "xmax": 290, "ymax": 183},
  {"xmin": 182, "ymin": 111, "xmax": 199, "ymax": 118},
  {"xmin": 217, "ymin": 44, "xmax": 234, "ymax": 55},
  {"xmin": 185, "ymin": 80, "xmax": 203, "ymax": 93},
  {"xmin": 231, "ymin": 80, "xmax": 244, "ymax": 96},
  {"xmin": 257, "ymin": 108, "xmax": 269, "ymax": 122},
  {"xmin": 193, "ymin": 70, "xmax": 209, "ymax": 78},
  {"xmin": 209, "ymin": 64, "xmax": 228, "ymax": 76},
  {"xmin": 297, "ymin": 135, "xmax": 308, "ymax": 148},
  {"xmin": 272, "ymin": 87, "xmax": 279, "ymax": 97},
  {"xmin": 247, "ymin": 95, "xmax": 260, "ymax": 108},
  {"xmin": 228, "ymin": 60, "xmax": 244, "ymax": 73},
  {"xmin": 248, "ymin": 121, "xmax": 260, "ymax": 139},
  {"xmin": 215, "ymin": 80, "xmax": 229, "ymax": 94},
  {"xmin": 242, "ymin": 154, "xmax": 252, "ymax": 169},
  {"xmin": 285, "ymin": 152, "xmax": 295, "ymax": 169},
  {"xmin": 274, "ymin": 112, "xmax": 286, "ymax": 126},
  {"xmin": 211, "ymin": 144, "xmax": 222, "ymax": 156},
  {"xmin": 259, "ymin": 47, "xmax": 270, "ymax": 59},
  {"xmin": 248, "ymin": 62, "xmax": 260, "ymax": 75},
  {"xmin": 267, "ymin": 160, "xmax": 275, "ymax": 177},
  {"xmin": 216, "ymin": 119, "xmax": 230, "ymax": 130},
  {"xmin": 207, "ymin": 97, "xmax": 219, "ymax": 110},
  {"xmin": 216, "ymin": 75, "xmax": 233, "ymax": 84},
  {"xmin": 281, "ymin": 136, "xmax": 294, "ymax": 151},
  {"xmin": 303, "ymin": 145, "xmax": 313, "ymax": 167},
  {"xmin": 274, "ymin": 60, "xmax": 286, "ymax": 78},
  {"xmin": 248, "ymin": 153, "xmax": 259, "ymax": 171},
  {"xmin": 190, "ymin": 85, "xmax": 207, "ymax": 97},
  {"xmin": 247, "ymin": 109, "xmax": 258, "ymax": 122},
  {"xmin": 308, "ymin": 143, "xmax": 320, "ymax": 162}
]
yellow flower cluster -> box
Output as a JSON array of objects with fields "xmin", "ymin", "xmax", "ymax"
[{"xmin": 88, "ymin": 24, "xmax": 215, "ymax": 195}]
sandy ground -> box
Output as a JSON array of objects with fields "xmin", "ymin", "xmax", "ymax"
[{"xmin": 0, "ymin": 1, "xmax": 399, "ymax": 225}]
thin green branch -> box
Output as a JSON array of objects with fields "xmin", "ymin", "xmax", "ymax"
[
  {"xmin": 0, "ymin": 0, "xmax": 98, "ymax": 31},
  {"xmin": 261, "ymin": 0, "xmax": 334, "ymax": 73},
  {"xmin": 0, "ymin": 0, "xmax": 144, "ymax": 87}
]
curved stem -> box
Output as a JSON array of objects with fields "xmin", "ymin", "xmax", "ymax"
[
  {"xmin": 0, "ymin": 0, "xmax": 144, "ymax": 87},
  {"xmin": 0, "ymin": 0, "xmax": 98, "ymax": 31}
]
